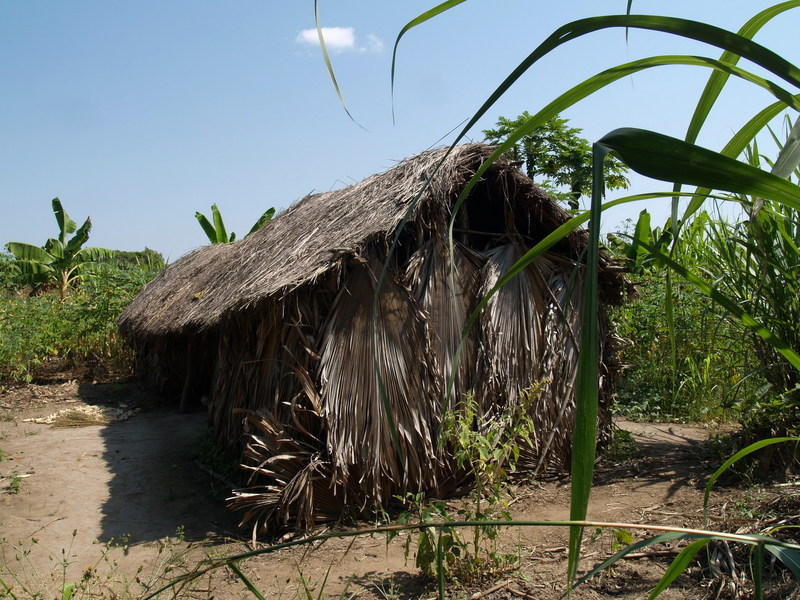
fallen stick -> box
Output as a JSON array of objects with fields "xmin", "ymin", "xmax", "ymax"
[
  {"xmin": 466, "ymin": 579, "xmax": 511, "ymax": 600},
  {"xmin": 508, "ymin": 584, "xmax": 539, "ymax": 599}
]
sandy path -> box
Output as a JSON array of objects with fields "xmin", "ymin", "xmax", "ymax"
[{"xmin": 0, "ymin": 383, "xmax": 726, "ymax": 599}]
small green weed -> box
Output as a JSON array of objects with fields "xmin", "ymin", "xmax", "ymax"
[
  {"xmin": 191, "ymin": 428, "xmax": 240, "ymax": 493},
  {"xmin": 590, "ymin": 526, "xmax": 634, "ymax": 555},
  {"xmin": 393, "ymin": 492, "xmax": 465, "ymax": 579},
  {"xmin": 372, "ymin": 577, "xmax": 399, "ymax": 600},
  {"xmin": 2, "ymin": 467, "xmax": 23, "ymax": 494},
  {"xmin": 393, "ymin": 382, "xmax": 546, "ymax": 586},
  {"xmin": 6, "ymin": 471, "xmax": 22, "ymax": 494},
  {"xmin": 604, "ymin": 428, "xmax": 639, "ymax": 462},
  {"xmin": 441, "ymin": 383, "xmax": 543, "ymax": 582},
  {"xmin": 0, "ymin": 527, "xmax": 194, "ymax": 600}
]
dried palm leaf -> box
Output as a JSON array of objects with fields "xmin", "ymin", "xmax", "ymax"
[
  {"xmin": 319, "ymin": 251, "xmax": 440, "ymax": 506},
  {"xmin": 526, "ymin": 265, "xmax": 584, "ymax": 474},
  {"xmin": 230, "ymin": 411, "xmax": 343, "ymax": 536},
  {"xmin": 405, "ymin": 238, "xmax": 485, "ymax": 411},
  {"xmin": 475, "ymin": 242, "xmax": 550, "ymax": 417}
]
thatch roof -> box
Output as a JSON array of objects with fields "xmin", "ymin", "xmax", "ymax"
[{"xmin": 119, "ymin": 144, "xmax": 609, "ymax": 339}]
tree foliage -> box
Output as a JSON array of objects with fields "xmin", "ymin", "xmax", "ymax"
[
  {"xmin": 6, "ymin": 198, "xmax": 114, "ymax": 299},
  {"xmin": 102, "ymin": 247, "xmax": 165, "ymax": 271},
  {"xmin": 195, "ymin": 204, "xmax": 275, "ymax": 244},
  {"xmin": 482, "ymin": 112, "xmax": 630, "ymax": 209}
]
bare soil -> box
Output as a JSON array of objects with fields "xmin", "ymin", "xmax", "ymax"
[{"xmin": 0, "ymin": 379, "xmax": 795, "ymax": 599}]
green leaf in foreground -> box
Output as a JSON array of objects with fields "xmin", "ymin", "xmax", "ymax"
[
  {"xmin": 703, "ymin": 437, "xmax": 800, "ymax": 526},
  {"xmin": 765, "ymin": 539, "xmax": 800, "ymax": 579},
  {"xmin": 566, "ymin": 142, "xmax": 607, "ymax": 585},
  {"xmin": 597, "ymin": 128, "xmax": 800, "ymax": 211},
  {"xmin": 390, "ymin": 0, "xmax": 467, "ymax": 121},
  {"xmin": 570, "ymin": 531, "xmax": 702, "ymax": 593},
  {"xmin": 227, "ymin": 561, "xmax": 267, "ymax": 600},
  {"xmin": 647, "ymin": 538, "xmax": 710, "ymax": 600}
]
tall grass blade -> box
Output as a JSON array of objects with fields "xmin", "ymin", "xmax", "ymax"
[
  {"xmin": 664, "ymin": 271, "xmax": 677, "ymax": 411},
  {"xmin": 142, "ymin": 518, "xmax": 800, "ymax": 600},
  {"xmin": 682, "ymin": 98, "xmax": 795, "ymax": 221},
  {"xmin": 627, "ymin": 209, "xmax": 653, "ymax": 268},
  {"xmin": 570, "ymin": 531, "xmax": 703, "ymax": 593},
  {"xmin": 390, "ymin": 0, "xmax": 467, "ymax": 122},
  {"xmin": 436, "ymin": 530, "xmax": 445, "ymax": 600},
  {"xmin": 445, "ymin": 56, "xmax": 798, "ymax": 259},
  {"xmin": 703, "ymin": 437, "xmax": 800, "ymax": 526},
  {"xmin": 670, "ymin": 0, "xmax": 799, "ymax": 226},
  {"xmin": 764, "ymin": 539, "xmax": 800, "ymax": 579},
  {"xmin": 647, "ymin": 538, "xmax": 710, "ymax": 600},
  {"xmin": 0, "ymin": 577, "xmax": 19, "ymax": 600},
  {"xmin": 597, "ymin": 128, "xmax": 800, "ymax": 209},
  {"xmin": 438, "ymin": 58, "xmax": 798, "ymax": 353},
  {"xmin": 443, "ymin": 14, "xmax": 800, "ymax": 155},
  {"xmin": 228, "ymin": 561, "xmax": 267, "ymax": 600},
  {"xmin": 753, "ymin": 542, "xmax": 765, "ymax": 600},
  {"xmin": 684, "ymin": 1, "xmax": 800, "ymax": 146},
  {"xmin": 566, "ymin": 143, "xmax": 606, "ymax": 584},
  {"xmin": 314, "ymin": 0, "xmax": 361, "ymax": 126},
  {"xmin": 771, "ymin": 116, "xmax": 800, "ymax": 177}
]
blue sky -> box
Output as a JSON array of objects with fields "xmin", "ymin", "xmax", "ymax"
[{"xmin": 1, "ymin": 1, "xmax": 796, "ymax": 261}]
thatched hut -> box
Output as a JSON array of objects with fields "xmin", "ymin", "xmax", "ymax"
[{"xmin": 119, "ymin": 143, "xmax": 625, "ymax": 535}]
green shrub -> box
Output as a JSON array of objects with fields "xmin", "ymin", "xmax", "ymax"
[
  {"xmin": 0, "ymin": 259, "xmax": 162, "ymax": 384},
  {"xmin": 0, "ymin": 253, "xmax": 22, "ymax": 294},
  {"xmin": 612, "ymin": 269, "xmax": 759, "ymax": 422}
]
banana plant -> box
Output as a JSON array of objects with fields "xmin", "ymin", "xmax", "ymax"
[
  {"xmin": 195, "ymin": 204, "xmax": 275, "ymax": 244},
  {"xmin": 6, "ymin": 198, "xmax": 114, "ymax": 299}
]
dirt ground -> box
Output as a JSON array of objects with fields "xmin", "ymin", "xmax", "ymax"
[{"xmin": 0, "ymin": 378, "xmax": 796, "ymax": 599}]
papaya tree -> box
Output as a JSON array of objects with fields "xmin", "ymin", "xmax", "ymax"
[
  {"xmin": 6, "ymin": 198, "xmax": 114, "ymax": 299},
  {"xmin": 483, "ymin": 112, "xmax": 631, "ymax": 210},
  {"xmin": 195, "ymin": 204, "xmax": 275, "ymax": 244}
]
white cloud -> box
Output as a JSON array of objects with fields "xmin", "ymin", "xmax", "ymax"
[
  {"xmin": 296, "ymin": 27, "xmax": 355, "ymax": 52},
  {"xmin": 295, "ymin": 27, "xmax": 383, "ymax": 54},
  {"xmin": 362, "ymin": 34, "xmax": 384, "ymax": 53}
]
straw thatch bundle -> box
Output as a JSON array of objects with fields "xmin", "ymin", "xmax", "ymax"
[{"xmin": 119, "ymin": 143, "xmax": 625, "ymax": 536}]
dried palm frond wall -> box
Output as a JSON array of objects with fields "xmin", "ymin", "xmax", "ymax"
[{"xmin": 118, "ymin": 144, "xmax": 624, "ymax": 536}]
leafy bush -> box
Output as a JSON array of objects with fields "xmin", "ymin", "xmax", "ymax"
[
  {"xmin": 694, "ymin": 199, "xmax": 800, "ymax": 438},
  {"xmin": 613, "ymin": 123, "xmax": 800, "ymax": 439},
  {"xmin": 0, "ymin": 258, "xmax": 162, "ymax": 384},
  {"xmin": 0, "ymin": 253, "xmax": 21, "ymax": 293},
  {"xmin": 612, "ymin": 268, "xmax": 761, "ymax": 422}
]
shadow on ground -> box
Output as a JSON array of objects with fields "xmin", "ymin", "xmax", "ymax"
[
  {"xmin": 597, "ymin": 420, "xmax": 718, "ymax": 501},
  {"xmin": 77, "ymin": 381, "xmax": 240, "ymax": 545}
]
